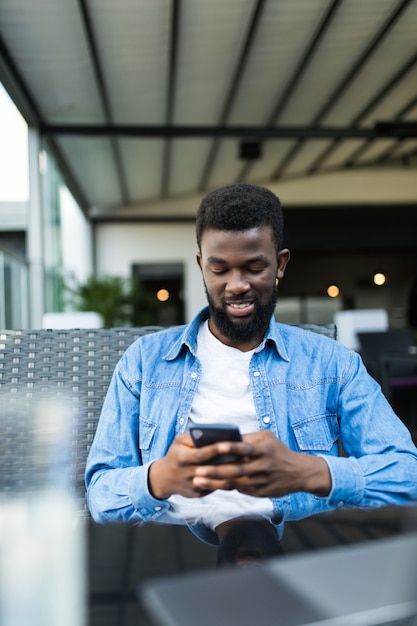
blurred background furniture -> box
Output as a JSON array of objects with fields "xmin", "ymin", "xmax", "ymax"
[
  {"xmin": 357, "ymin": 328, "xmax": 415, "ymax": 381},
  {"xmin": 42, "ymin": 311, "xmax": 104, "ymax": 329},
  {"xmin": 358, "ymin": 328, "xmax": 417, "ymax": 427},
  {"xmin": 334, "ymin": 308, "xmax": 388, "ymax": 352}
]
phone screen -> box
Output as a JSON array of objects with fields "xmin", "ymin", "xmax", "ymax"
[{"xmin": 189, "ymin": 423, "xmax": 242, "ymax": 464}]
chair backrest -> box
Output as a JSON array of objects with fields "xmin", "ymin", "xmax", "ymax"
[
  {"xmin": 334, "ymin": 309, "xmax": 388, "ymax": 351},
  {"xmin": 0, "ymin": 327, "xmax": 162, "ymax": 514},
  {"xmin": 357, "ymin": 328, "xmax": 415, "ymax": 381},
  {"xmin": 0, "ymin": 323, "xmax": 336, "ymax": 514}
]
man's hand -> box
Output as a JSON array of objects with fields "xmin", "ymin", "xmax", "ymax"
[
  {"xmin": 147, "ymin": 433, "xmax": 252, "ymax": 500},
  {"xmin": 192, "ymin": 430, "xmax": 332, "ymax": 498}
]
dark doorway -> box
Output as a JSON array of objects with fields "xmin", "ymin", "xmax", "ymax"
[{"xmin": 131, "ymin": 263, "xmax": 185, "ymax": 326}]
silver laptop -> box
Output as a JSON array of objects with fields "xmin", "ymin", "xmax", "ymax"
[{"xmin": 140, "ymin": 532, "xmax": 417, "ymax": 626}]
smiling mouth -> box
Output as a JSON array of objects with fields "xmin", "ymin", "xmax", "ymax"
[
  {"xmin": 226, "ymin": 300, "xmax": 255, "ymax": 316},
  {"xmin": 228, "ymin": 302, "xmax": 253, "ymax": 310}
]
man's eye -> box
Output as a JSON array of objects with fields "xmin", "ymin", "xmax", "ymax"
[
  {"xmin": 212, "ymin": 267, "xmax": 227, "ymax": 274},
  {"xmin": 248, "ymin": 267, "xmax": 264, "ymax": 273}
]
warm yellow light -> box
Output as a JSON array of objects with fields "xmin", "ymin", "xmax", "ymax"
[
  {"xmin": 373, "ymin": 272, "xmax": 386, "ymax": 286},
  {"xmin": 157, "ymin": 288, "xmax": 170, "ymax": 302},
  {"xmin": 327, "ymin": 284, "xmax": 340, "ymax": 298}
]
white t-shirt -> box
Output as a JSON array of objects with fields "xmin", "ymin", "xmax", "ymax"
[{"xmin": 164, "ymin": 321, "xmax": 274, "ymax": 530}]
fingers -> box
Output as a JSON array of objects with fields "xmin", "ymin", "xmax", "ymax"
[
  {"xmin": 192, "ymin": 455, "xmax": 261, "ymax": 492},
  {"xmin": 192, "ymin": 440, "xmax": 255, "ymax": 465},
  {"xmin": 159, "ymin": 435, "xmax": 262, "ymax": 497}
]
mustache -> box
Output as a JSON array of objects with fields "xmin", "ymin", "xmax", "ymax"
[{"xmin": 222, "ymin": 296, "xmax": 255, "ymax": 305}]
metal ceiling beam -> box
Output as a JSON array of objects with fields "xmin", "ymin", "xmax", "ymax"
[
  {"xmin": 39, "ymin": 122, "xmax": 417, "ymax": 139},
  {"xmin": 371, "ymin": 93, "xmax": 417, "ymax": 165},
  {"xmin": 272, "ymin": 0, "xmax": 415, "ymax": 180},
  {"xmin": 198, "ymin": 0, "xmax": 267, "ymax": 191},
  {"xmin": 78, "ymin": 0, "xmax": 130, "ymax": 205},
  {"xmin": 161, "ymin": 0, "xmax": 181, "ymax": 197}
]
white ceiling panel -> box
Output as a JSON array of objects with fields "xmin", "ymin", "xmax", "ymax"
[
  {"xmin": 245, "ymin": 139, "xmax": 296, "ymax": 183},
  {"xmin": 318, "ymin": 139, "xmax": 367, "ymax": 169},
  {"xmin": 57, "ymin": 137, "xmax": 122, "ymax": 206},
  {"xmin": 389, "ymin": 138, "xmax": 417, "ymax": 158},
  {"xmin": 359, "ymin": 64, "xmax": 417, "ymax": 127},
  {"xmin": 0, "ymin": 0, "xmax": 105, "ymax": 122},
  {"xmin": 174, "ymin": 0, "xmax": 255, "ymax": 124},
  {"xmin": 89, "ymin": 1, "xmax": 172, "ymax": 124},
  {"xmin": 282, "ymin": 140, "xmax": 334, "ymax": 176},
  {"xmin": 228, "ymin": 0, "xmax": 330, "ymax": 124},
  {"xmin": 404, "ymin": 103, "xmax": 417, "ymax": 120},
  {"xmin": 354, "ymin": 139, "xmax": 399, "ymax": 163},
  {"xmin": 207, "ymin": 139, "xmax": 250, "ymax": 189},
  {"xmin": 119, "ymin": 138, "xmax": 165, "ymax": 202},
  {"xmin": 324, "ymin": 2, "xmax": 417, "ymax": 126},
  {"xmin": 168, "ymin": 139, "xmax": 214, "ymax": 196},
  {"xmin": 278, "ymin": 0, "xmax": 400, "ymax": 125}
]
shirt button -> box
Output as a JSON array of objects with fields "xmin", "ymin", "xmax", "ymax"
[
  {"xmin": 263, "ymin": 416, "xmax": 271, "ymax": 424},
  {"xmin": 191, "ymin": 372, "xmax": 197, "ymax": 379},
  {"xmin": 337, "ymin": 501, "xmax": 344, "ymax": 508},
  {"xmin": 154, "ymin": 506, "xmax": 162, "ymax": 512},
  {"xmin": 179, "ymin": 418, "xmax": 184, "ymax": 425},
  {"xmin": 253, "ymin": 371, "xmax": 260, "ymax": 377}
]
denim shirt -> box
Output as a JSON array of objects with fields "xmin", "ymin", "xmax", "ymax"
[{"xmin": 85, "ymin": 307, "xmax": 417, "ymax": 545}]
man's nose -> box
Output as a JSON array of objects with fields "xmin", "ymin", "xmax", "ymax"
[{"xmin": 226, "ymin": 271, "xmax": 250, "ymax": 293}]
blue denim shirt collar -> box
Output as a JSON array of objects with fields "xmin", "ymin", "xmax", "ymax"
[{"xmin": 163, "ymin": 306, "xmax": 290, "ymax": 362}]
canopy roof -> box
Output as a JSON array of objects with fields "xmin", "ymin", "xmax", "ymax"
[{"xmin": 0, "ymin": 0, "xmax": 416, "ymax": 221}]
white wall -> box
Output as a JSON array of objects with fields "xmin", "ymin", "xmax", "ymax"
[
  {"xmin": 60, "ymin": 186, "xmax": 94, "ymax": 286},
  {"xmin": 95, "ymin": 222, "xmax": 206, "ymax": 322},
  {"xmin": 0, "ymin": 201, "xmax": 28, "ymax": 230},
  {"xmin": 0, "ymin": 83, "xmax": 29, "ymax": 203}
]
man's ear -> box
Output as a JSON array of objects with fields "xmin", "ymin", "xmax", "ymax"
[
  {"xmin": 196, "ymin": 252, "xmax": 203, "ymax": 271},
  {"xmin": 277, "ymin": 248, "xmax": 290, "ymax": 280}
]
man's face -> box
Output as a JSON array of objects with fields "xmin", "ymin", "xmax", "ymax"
[{"xmin": 197, "ymin": 226, "xmax": 290, "ymax": 350}]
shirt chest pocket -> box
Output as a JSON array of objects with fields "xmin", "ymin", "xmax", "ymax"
[
  {"xmin": 138, "ymin": 418, "xmax": 158, "ymax": 463},
  {"xmin": 292, "ymin": 415, "xmax": 340, "ymax": 453}
]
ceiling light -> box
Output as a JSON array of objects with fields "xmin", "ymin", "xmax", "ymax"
[
  {"xmin": 373, "ymin": 272, "xmax": 386, "ymax": 286},
  {"xmin": 157, "ymin": 289, "xmax": 169, "ymax": 302},
  {"xmin": 327, "ymin": 285, "xmax": 340, "ymax": 298}
]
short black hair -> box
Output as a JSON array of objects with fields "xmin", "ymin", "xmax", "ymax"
[{"xmin": 196, "ymin": 183, "xmax": 284, "ymax": 252}]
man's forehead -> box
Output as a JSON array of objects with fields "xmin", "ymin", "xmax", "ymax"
[{"xmin": 200, "ymin": 225, "xmax": 274, "ymax": 244}]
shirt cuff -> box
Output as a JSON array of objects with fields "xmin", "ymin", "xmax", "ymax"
[
  {"xmin": 318, "ymin": 454, "xmax": 365, "ymax": 508},
  {"xmin": 128, "ymin": 463, "xmax": 171, "ymax": 521}
]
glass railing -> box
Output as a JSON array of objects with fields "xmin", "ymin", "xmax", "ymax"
[{"xmin": 0, "ymin": 245, "xmax": 29, "ymax": 329}]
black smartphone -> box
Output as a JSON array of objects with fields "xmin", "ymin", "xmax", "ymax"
[{"xmin": 189, "ymin": 423, "xmax": 242, "ymax": 464}]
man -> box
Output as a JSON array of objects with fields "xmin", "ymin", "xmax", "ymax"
[{"xmin": 85, "ymin": 183, "xmax": 417, "ymax": 556}]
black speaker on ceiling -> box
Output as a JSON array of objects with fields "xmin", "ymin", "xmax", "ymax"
[{"xmin": 239, "ymin": 141, "xmax": 262, "ymax": 160}]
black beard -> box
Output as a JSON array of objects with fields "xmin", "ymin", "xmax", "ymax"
[{"xmin": 205, "ymin": 285, "xmax": 278, "ymax": 345}]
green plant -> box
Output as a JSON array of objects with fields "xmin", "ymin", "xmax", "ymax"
[
  {"xmin": 72, "ymin": 275, "xmax": 131, "ymax": 327},
  {"xmin": 67, "ymin": 274, "xmax": 158, "ymax": 327}
]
